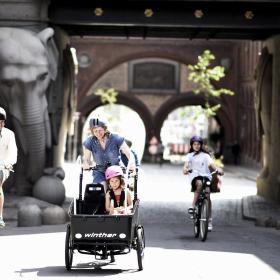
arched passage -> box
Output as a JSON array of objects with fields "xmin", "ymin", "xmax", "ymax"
[
  {"xmin": 154, "ymin": 93, "xmax": 234, "ymax": 156},
  {"xmin": 76, "ymin": 49, "xmax": 236, "ymax": 160},
  {"xmin": 79, "ymin": 91, "xmax": 153, "ymax": 143}
]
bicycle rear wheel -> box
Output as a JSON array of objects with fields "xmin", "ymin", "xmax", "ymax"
[{"xmin": 199, "ymin": 199, "xmax": 210, "ymax": 242}]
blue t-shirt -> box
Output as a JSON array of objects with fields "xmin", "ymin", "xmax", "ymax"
[{"xmin": 83, "ymin": 133, "xmax": 124, "ymax": 183}]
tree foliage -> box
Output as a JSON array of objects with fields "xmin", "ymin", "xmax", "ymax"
[
  {"xmin": 94, "ymin": 88, "xmax": 118, "ymax": 105},
  {"xmin": 188, "ymin": 50, "xmax": 234, "ymax": 117}
]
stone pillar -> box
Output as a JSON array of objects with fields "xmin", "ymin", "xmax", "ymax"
[{"xmin": 257, "ymin": 35, "xmax": 280, "ymax": 202}]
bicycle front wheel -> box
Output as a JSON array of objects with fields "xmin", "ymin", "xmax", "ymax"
[
  {"xmin": 65, "ymin": 224, "xmax": 73, "ymax": 270},
  {"xmin": 199, "ymin": 199, "xmax": 210, "ymax": 242},
  {"xmin": 193, "ymin": 207, "xmax": 200, "ymax": 238}
]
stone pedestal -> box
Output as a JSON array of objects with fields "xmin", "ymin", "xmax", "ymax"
[
  {"xmin": 18, "ymin": 204, "xmax": 42, "ymax": 227},
  {"xmin": 33, "ymin": 175, "xmax": 66, "ymax": 206},
  {"xmin": 42, "ymin": 206, "xmax": 67, "ymax": 225}
]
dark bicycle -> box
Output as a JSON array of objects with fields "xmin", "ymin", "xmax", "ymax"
[{"xmin": 188, "ymin": 169, "xmax": 222, "ymax": 242}]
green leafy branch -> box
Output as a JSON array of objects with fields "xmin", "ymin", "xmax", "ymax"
[
  {"xmin": 188, "ymin": 50, "xmax": 234, "ymax": 117},
  {"xmin": 94, "ymin": 88, "xmax": 118, "ymax": 105}
]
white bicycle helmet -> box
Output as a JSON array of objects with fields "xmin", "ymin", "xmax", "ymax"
[
  {"xmin": 89, "ymin": 117, "xmax": 107, "ymax": 128},
  {"xmin": 0, "ymin": 107, "xmax": 6, "ymax": 120}
]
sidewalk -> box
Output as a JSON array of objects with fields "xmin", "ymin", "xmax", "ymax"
[
  {"xmin": 224, "ymin": 164, "xmax": 260, "ymax": 182},
  {"xmin": 225, "ymin": 164, "xmax": 280, "ymax": 228}
]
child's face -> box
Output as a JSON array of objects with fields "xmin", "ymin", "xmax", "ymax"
[
  {"xmin": 109, "ymin": 177, "xmax": 121, "ymax": 190},
  {"xmin": 192, "ymin": 141, "xmax": 201, "ymax": 152}
]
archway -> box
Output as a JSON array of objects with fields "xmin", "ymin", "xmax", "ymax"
[
  {"xmin": 154, "ymin": 93, "xmax": 233, "ymax": 155},
  {"xmin": 160, "ymin": 105, "xmax": 222, "ymax": 163},
  {"xmin": 82, "ymin": 104, "xmax": 146, "ymax": 162}
]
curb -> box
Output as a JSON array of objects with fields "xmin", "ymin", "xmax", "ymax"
[
  {"xmin": 241, "ymin": 197, "xmax": 256, "ymax": 221},
  {"xmin": 242, "ymin": 195, "xmax": 280, "ymax": 229},
  {"xmin": 223, "ymin": 166, "xmax": 259, "ymax": 182}
]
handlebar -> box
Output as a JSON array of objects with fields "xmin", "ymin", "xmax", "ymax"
[
  {"xmin": 81, "ymin": 158, "xmax": 112, "ymax": 172},
  {"xmin": 187, "ymin": 169, "xmax": 223, "ymax": 176},
  {"xmin": 83, "ymin": 164, "xmax": 110, "ymax": 172},
  {"xmin": 83, "ymin": 164, "xmax": 128, "ymax": 174},
  {"xmin": 83, "ymin": 166, "xmax": 97, "ymax": 171}
]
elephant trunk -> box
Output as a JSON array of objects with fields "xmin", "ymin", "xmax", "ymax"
[
  {"xmin": 24, "ymin": 122, "xmax": 46, "ymax": 182},
  {"xmin": 11, "ymin": 93, "xmax": 51, "ymax": 191}
]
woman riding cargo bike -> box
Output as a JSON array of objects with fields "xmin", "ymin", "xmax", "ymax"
[
  {"xmin": 82, "ymin": 117, "xmax": 133, "ymax": 190},
  {"xmin": 65, "ymin": 117, "xmax": 145, "ymax": 270},
  {"xmin": 183, "ymin": 135, "xmax": 223, "ymax": 241}
]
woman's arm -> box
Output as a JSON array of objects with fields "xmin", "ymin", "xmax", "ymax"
[
  {"xmin": 121, "ymin": 141, "xmax": 137, "ymax": 171},
  {"xmin": 82, "ymin": 148, "xmax": 92, "ymax": 169},
  {"xmin": 120, "ymin": 141, "xmax": 131, "ymax": 161}
]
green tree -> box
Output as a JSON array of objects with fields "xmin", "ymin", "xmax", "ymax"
[
  {"xmin": 188, "ymin": 50, "xmax": 234, "ymax": 117},
  {"xmin": 94, "ymin": 88, "xmax": 118, "ymax": 105}
]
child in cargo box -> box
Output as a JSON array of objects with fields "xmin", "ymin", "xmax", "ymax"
[{"xmin": 105, "ymin": 165, "xmax": 133, "ymax": 215}]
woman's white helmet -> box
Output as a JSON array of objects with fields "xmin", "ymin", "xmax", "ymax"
[
  {"xmin": 0, "ymin": 107, "xmax": 6, "ymax": 120},
  {"xmin": 89, "ymin": 117, "xmax": 107, "ymax": 128}
]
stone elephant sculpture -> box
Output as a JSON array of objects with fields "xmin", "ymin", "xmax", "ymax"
[{"xmin": 0, "ymin": 27, "xmax": 76, "ymax": 201}]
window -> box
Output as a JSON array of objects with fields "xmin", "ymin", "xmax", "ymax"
[{"xmin": 129, "ymin": 59, "xmax": 179, "ymax": 94}]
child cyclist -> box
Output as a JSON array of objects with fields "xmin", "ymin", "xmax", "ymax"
[
  {"xmin": 105, "ymin": 165, "xmax": 133, "ymax": 215},
  {"xmin": 183, "ymin": 135, "xmax": 223, "ymax": 231}
]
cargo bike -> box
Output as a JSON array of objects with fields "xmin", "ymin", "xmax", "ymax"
[{"xmin": 65, "ymin": 164, "xmax": 145, "ymax": 271}]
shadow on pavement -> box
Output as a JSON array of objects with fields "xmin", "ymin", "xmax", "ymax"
[
  {"xmin": 16, "ymin": 265, "xmax": 136, "ymax": 277},
  {"xmin": 16, "ymin": 265, "xmax": 128, "ymax": 278}
]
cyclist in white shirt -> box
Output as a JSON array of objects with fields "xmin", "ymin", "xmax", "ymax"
[
  {"xmin": 183, "ymin": 135, "xmax": 223, "ymax": 231},
  {"xmin": 0, "ymin": 107, "xmax": 17, "ymax": 228}
]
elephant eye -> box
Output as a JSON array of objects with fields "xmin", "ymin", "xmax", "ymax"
[{"xmin": 38, "ymin": 72, "xmax": 48, "ymax": 81}]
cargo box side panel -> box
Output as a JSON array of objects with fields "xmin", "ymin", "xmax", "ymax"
[{"xmin": 71, "ymin": 215, "xmax": 133, "ymax": 242}]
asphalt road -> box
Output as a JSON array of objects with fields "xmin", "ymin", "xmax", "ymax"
[{"xmin": 1, "ymin": 163, "xmax": 280, "ymax": 280}]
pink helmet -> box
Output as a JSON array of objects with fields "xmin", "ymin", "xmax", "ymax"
[{"xmin": 105, "ymin": 165, "xmax": 123, "ymax": 180}]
